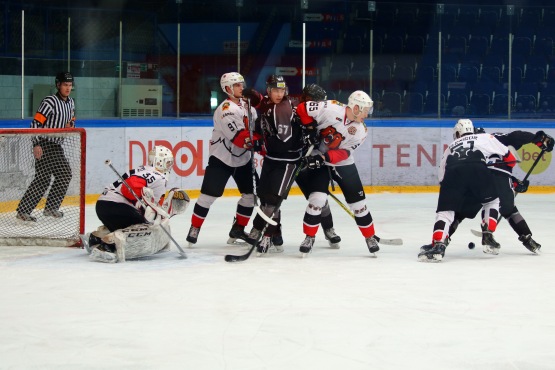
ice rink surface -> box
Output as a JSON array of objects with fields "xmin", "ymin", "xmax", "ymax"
[{"xmin": 1, "ymin": 192, "xmax": 555, "ymax": 370}]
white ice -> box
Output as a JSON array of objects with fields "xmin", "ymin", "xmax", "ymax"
[{"xmin": 1, "ymin": 192, "xmax": 555, "ymax": 370}]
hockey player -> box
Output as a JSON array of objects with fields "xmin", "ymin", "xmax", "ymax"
[
  {"xmin": 240, "ymin": 75, "xmax": 304, "ymax": 254},
  {"xmin": 420, "ymin": 127, "xmax": 554, "ymax": 254},
  {"xmin": 88, "ymin": 145, "xmax": 189, "ymax": 263},
  {"xmin": 294, "ymin": 90, "xmax": 379, "ymax": 256},
  {"xmin": 297, "ymin": 83, "xmax": 342, "ymax": 248},
  {"xmin": 16, "ymin": 72, "xmax": 75, "ymax": 222},
  {"xmin": 186, "ymin": 72, "xmax": 261, "ymax": 247},
  {"xmin": 418, "ymin": 119, "xmax": 517, "ymax": 262}
]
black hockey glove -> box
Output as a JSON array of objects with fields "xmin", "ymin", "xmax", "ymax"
[
  {"xmin": 304, "ymin": 154, "xmax": 325, "ymax": 169},
  {"xmin": 512, "ymin": 178, "xmax": 529, "ymax": 193},
  {"xmin": 302, "ymin": 121, "xmax": 320, "ymax": 146},
  {"xmin": 533, "ymin": 130, "xmax": 554, "ymax": 152},
  {"xmin": 242, "ymin": 88, "xmax": 262, "ymax": 107}
]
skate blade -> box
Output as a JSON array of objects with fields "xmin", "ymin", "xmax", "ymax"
[
  {"xmin": 369, "ymin": 252, "xmax": 378, "ymax": 258},
  {"xmin": 328, "ymin": 242, "xmax": 340, "ymax": 249},
  {"xmin": 301, "ymin": 253, "xmax": 309, "ymax": 258},
  {"xmin": 227, "ymin": 238, "xmax": 248, "ymax": 246},
  {"xmin": 482, "ymin": 246, "xmax": 500, "ymax": 255},
  {"xmin": 187, "ymin": 242, "xmax": 195, "ymax": 248},
  {"xmin": 418, "ymin": 254, "xmax": 442, "ymax": 263}
]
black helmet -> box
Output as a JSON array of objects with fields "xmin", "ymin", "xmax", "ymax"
[
  {"xmin": 266, "ymin": 74, "xmax": 287, "ymax": 90},
  {"xmin": 302, "ymin": 83, "xmax": 327, "ymax": 102},
  {"xmin": 55, "ymin": 72, "xmax": 74, "ymax": 85}
]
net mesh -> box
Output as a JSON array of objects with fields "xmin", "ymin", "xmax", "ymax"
[{"xmin": 0, "ymin": 128, "xmax": 85, "ymax": 247}]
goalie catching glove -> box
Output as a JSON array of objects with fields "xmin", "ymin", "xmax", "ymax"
[{"xmin": 533, "ymin": 131, "xmax": 554, "ymax": 152}]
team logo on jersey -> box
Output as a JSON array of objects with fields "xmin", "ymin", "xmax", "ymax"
[
  {"xmin": 348, "ymin": 126, "xmax": 357, "ymax": 135},
  {"xmin": 321, "ymin": 126, "xmax": 344, "ymax": 149},
  {"xmin": 222, "ymin": 102, "xmax": 230, "ymax": 111}
]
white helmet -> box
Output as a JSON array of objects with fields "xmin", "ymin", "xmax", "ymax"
[
  {"xmin": 348, "ymin": 90, "xmax": 374, "ymax": 116},
  {"xmin": 148, "ymin": 145, "xmax": 174, "ymax": 176},
  {"xmin": 453, "ymin": 119, "xmax": 474, "ymax": 139},
  {"xmin": 220, "ymin": 72, "xmax": 245, "ymax": 95}
]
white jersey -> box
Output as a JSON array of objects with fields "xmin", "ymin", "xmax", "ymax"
[
  {"xmin": 438, "ymin": 133, "xmax": 510, "ymax": 182},
  {"xmin": 303, "ymin": 100, "xmax": 367, "ymax": 166},
  {"xmin": 98, "ymin": 165, "xmax": 168, "ymax": 206},
  {"xmin": 209, "ymin": 98, "xmax": 258, "ymax": 167}
]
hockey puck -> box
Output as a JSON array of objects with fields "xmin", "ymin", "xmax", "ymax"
[{"xmin": 468, "ymin": 242, "xmax": 475, "ymax": 249}]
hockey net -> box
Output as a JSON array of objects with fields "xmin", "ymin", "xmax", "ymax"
[{"xmin": 0, "ymin": 128, "xmax": 86, "ymax": 247}]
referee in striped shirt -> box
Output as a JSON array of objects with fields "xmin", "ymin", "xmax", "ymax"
[{"xmin": 16, "ymin": 72, "xmax": 75, "ymax": 222}]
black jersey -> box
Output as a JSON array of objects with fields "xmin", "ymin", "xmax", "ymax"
[
  {"xmin": 256, "ymin": 96, "xmax": 304, "ymax": 161},
  {"xmin": 488, "ymin": 131, "xmax": 535, "ymax": 175}
]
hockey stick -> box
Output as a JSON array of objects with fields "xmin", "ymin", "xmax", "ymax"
[
  {"xmin": 246, "ymin": 98, "xmax": 277, "ymax": 226},
  {"xmin": 327, "ymin": 192, "xmax": 404, "ymax": 245},
  {"xmin": 105, "ymin": 160, "xmax": 187, "ymax": 259},
  {"xmin": 470, "ymin": 147, "xmax": 547, "ymax": 237},
  {"xmin": 225, "ymin": 145, "xmax": 314, "ymax": 262}
]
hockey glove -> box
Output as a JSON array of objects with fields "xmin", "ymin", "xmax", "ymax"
[
  {"xmin": 533, "ymin": 130, "xmax": 554, "ymax": 152},
  {"xmin": 304, "ymin": 154, "xmax": 325, "ymax": 169},
  {"xmin": 302, "ymin": 121, "xmax": 320, "ymax": 146},
  {"xmin": 242, "ymin": 88, "xmax": 262, "ymax": 107},
  {"xmin": 143, "ymin": 205, "xmax": 162, "ymax": 226},
  {"xmin": 513, "ymin": 178, "xmax": 530, "ymax": 193},
  {"xmin": 232, "ymin": 130, "xmax": 263, "ymax": 150}
]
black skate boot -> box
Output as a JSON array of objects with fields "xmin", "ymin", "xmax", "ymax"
[
  {"xmin": 227, "ymin": 222, "xmax": 249, "ymax": 245},
  {"xmin": 482, "ymin": 231, "xmax": 500, "ymax": 255},
  {"xmin": 272, "ymin": 224, "xmax": 283, "ymax": 246},
  {"xmin": 186, "ymin": 225, "xmax": 200, "ymax": 246},
  {"xmin": 519, "ymin": 234, "xmax": 541, "ymax": 254},
  {"xmin": 323, "ymin": 228, "xmax": 341, "ymax": 249},
  {"xmin": 420, "ymin": 236, "xmax": 450, "ymax": 253},
  {"xmin": 418, "ymin": 241, "xmax": 446, "ymax": 262},
  {"xmin": 16, "ymin": 212, "xmax": 37, "ymax": 222},
  {"xmin": 246, "ymin": 228, "xmax": 262, "ymax": 246},
  {"xmin": 299, "ymin": 235, "xmax": 315, "ymax": 256},
  {"xmin": 366, "ymin": 236, "xmax": 380, "ymax": 255}
]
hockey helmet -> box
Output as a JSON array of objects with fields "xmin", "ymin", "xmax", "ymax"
[
  {"xmin": 55, "ymin": 72, "xmax": 74, "ymax": 85},
  {"xmin": 220, "ymin": 72, "xmax": 245, "ymax": 95},
  {"xmin": 301, "ymin": 83, "xmax": 327, "ymax": 102},
  {"xmin": 454, "ymin": 119, "xmax": 474, "ymax": 139},
  {"xmin": 148, "ymin": 145, "xmax": 174, "ymax": 176},
  {"xmin": 347, "ymin": 90, "xmax": 373, "ymax": 116},
  {"xmin": 266, "ymin": 75, "xmax": 288, "ymax": 94}
]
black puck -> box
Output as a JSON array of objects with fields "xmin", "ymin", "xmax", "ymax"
[{"xmin": 468, "ymin": 242, "xmax": 475, "ymax": 249}]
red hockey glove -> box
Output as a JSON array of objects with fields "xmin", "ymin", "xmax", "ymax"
[{"xmin": 512, "ymin": 178, "xmax": 529, "ymax": 193}]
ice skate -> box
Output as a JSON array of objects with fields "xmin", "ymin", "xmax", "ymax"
[
  {"xmin": 366, "ymin": 235, "xmax": 380, "ymax": 256},
  {"xmin": 227, "ymin": 222, "xmax": 249, "ymax": 245},
  {"xmin": 323, "ymin": 228, "xmax": 341, "ymax": 249},
  {"xmin": 246, "ymin": 228, "xmax": 262, "ymax": 246},
  {"xmin": 482, "ymin": 231, "xmax": 500, "ymax": 255},
  {"xmin": 299, "ymin": 235, "xmax": 315, "ymax": 257},
  {"xmin": 420, "ymin": 236, "xmax": 450, "ymax": 253},
  {"xmin": 271, "ymin": 225, "xmax": 283, "ymax": 247},
  {"xmin": 256, "ymin": 235, "xmax": 272, "ymax": 256},
  {"xmin": 16, "ymin": 212, "xmax": 37, "ymax": 223},
  {"xmin": 418, "ymin": 241, "xmax": 446, "ymax": 262},
  {"xmin": 44, "ymin": 209, "xmax": 63, "ymax": 218},
  {"xmin": 186, "ymin": 225, "xmax": 200, "ymax": 247},
  {"xmin": 519, "ymin": 234, "xmax": 541, "ymax": 254}
]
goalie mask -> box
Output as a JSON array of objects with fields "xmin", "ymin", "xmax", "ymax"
[
  {"xmin": 454, "ymin": 119, "xmax": 474, "ymax": 139},
  {"xmin": 148, "ymin": 145, "xmax": 174, "ymax": 176}
]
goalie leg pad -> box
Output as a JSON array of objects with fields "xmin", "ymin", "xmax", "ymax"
[{"xmin": 112, "ymin": 220, "xmax": 172, "ymax": 261}]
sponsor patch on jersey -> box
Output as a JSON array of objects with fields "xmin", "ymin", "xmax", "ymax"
[
  {"xmin": 222, "ymin": 102, "xmax": 230, "ymax": 111},
  {"xmin": 348, "ymin": 126, "xmax": 357, "ymax": 135}
]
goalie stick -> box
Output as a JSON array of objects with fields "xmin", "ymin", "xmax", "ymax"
[
  {"xmin": 105, "ymin": 160, "xmax": 187, "ymax": 259},
  {"xmin": 224, "ymin": 145, "xmax": 314, "ymax": 262},
  {"xmin": 327, "ymin": 192, "xmax": 404, "ymax": 246},
  {"xmin": 470, "ymin": 147, "xmax": 547, "ymax": 238}
]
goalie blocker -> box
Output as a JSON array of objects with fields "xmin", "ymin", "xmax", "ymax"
[{"xmin": 88, "ymin": 188, "xmax": 189, "ymax": 263}]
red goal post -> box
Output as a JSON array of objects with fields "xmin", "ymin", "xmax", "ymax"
[{"xmin": 0, "ymin": 128, "xmax": 86, "ymax": 247}]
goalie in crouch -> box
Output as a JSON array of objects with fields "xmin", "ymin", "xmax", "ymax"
[{"xmin": 86, "ymin": 145, "xmax": 189, "ymax": 263}]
